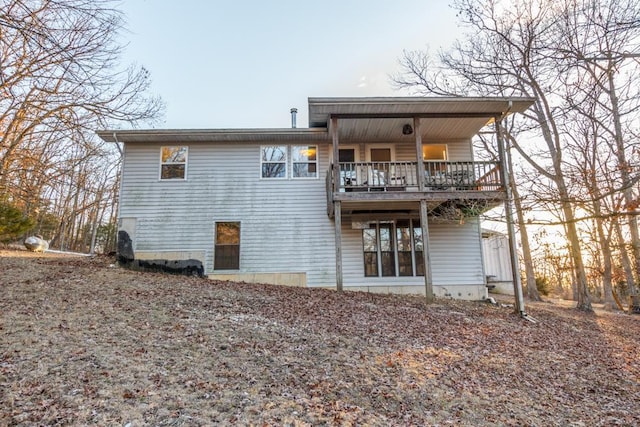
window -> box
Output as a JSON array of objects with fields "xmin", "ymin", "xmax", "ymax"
[
  {"xmin": 292, "ymin": 145, "xmax": 317, "ymax": 178},
  {"xmin": 160, "ymin": 146, "xmax": 188, "ymax": 179},
  {"xmin": 362, "ymin": 220, "xmax": 424, "ymax": 277},
  {"xmin": 370, "ymin": 148, "xmax": 392, "ymax": 162},
  {"xmin": 379, "ymin": 224, "xmax": 395, "ymax": 277},
  {"xmin": 413, "ymin": 221, "xmax": 425, "ymax": 276},
  {"xmin": 214, "ymin": 222, "xmax": 240, "ymax": 270},
  {"xmin": 260, "ymin": 145, "xmax": 319, "ymax": 179},
  {"xmin": 423, "ymin": 144, "xmax": 448, "ymax": 176},
  {"xmin": 261, "ymin": 146, "xmax": 286, "ymax": 178},
  {"xmin": 422, "ymin": 144, "xmax": 448, "ymax": 161},
  {"xmin": 396, "ymin": 220, "xmax": 413, "ymax": 276},
  {"xmin": 363, "ymin": 228, "xmax": 378, "ymax": 277}
]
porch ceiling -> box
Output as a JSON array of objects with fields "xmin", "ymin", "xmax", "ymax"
[
  {"xmin": 309, "ymin": 96, "xmax": 535, "ymax": 141},
  {"xmin": 330, "ymin": 117, "xmax": 491, "ymax": 141}
]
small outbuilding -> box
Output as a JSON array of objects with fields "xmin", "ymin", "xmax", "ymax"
[{"xmin": 481, "ymin": 229, "xmax": 514, "ymax": 295}]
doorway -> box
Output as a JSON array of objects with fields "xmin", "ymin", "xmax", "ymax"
[
  {"xmin": 338, "ymin": 146, "xmax": 358, "ymax": 188},
  {"xmin": 366, "ymin": 145, "xmax": 394, "ymax": 186}
]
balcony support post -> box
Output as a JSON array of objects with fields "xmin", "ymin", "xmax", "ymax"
[
  {"xmin": 331, "ymin": 116, "xmax": 343, "ymax": 292},
  {"xmin": 334, "ymin": 200, "xmax": 343, "ymax": 292},
  {"xmin": 420, "ymin": 199, "xmax": 434, "ymax": 303},
  {"xmin": 414, "ymin": 117, "xmax": 434, "ymax": 302},
  {"xmin": 331, "ymin": 116, "xmax": 340, "ymax": 193},
  {"xmin": 414, "ymin": 117, "xmax": 426, "ymax": 192},
  {"xmin": 495, "ymin": 114, "xmax": 526, "ymax": 317}
]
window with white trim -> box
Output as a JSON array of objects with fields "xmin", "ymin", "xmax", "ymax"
[
  {"xmin": 292, "ymin": 145, "xmax": 317, "ymax": 178},
  {"xmin": 160, "ymin": 146, "xmax": 188, "ymax": 180},
  {"xmin": 261, "ymin": 146, "xmax": 287, "ymax": 178}
]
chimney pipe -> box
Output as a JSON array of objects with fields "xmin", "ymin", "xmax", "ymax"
[{"xmin": 290, "ymin": 108, "xmax": 298, "ymax": 129}]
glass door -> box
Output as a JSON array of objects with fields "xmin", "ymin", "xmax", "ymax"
[{"xmin": 339, "ymin": 147, "xmax": 358, "ymax": 188}]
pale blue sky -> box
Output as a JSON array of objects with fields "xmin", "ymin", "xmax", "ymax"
[{"xmin": 119, "ymin": 1, "xmax": 458, "ymax": 129}]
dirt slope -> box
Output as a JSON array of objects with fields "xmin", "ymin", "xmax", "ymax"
[{"xmin": 1, "ymin": 250, "xmax": 639, "ymax": 426}]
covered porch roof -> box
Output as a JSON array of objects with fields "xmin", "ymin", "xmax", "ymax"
[{"xmin": 309, "ymin": 96, "xmax": 535, "ymax": 141}]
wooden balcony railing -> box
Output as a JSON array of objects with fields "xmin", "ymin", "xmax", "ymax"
[{"xmin": 333, "ymin": 161, "xmax": 503, "ymax": 192}]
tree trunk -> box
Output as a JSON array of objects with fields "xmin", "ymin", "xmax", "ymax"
[
  {"xmin": 534, "ymin": 95, "xmax": 593, "ymax": 311},
  {"xmin": 607, "ymin": 69, "xmax": 640, "ymax": 298},
  {"xmin": 613, "ymin": 216, "xmax": 636, "ymax": 295},
  {"xmin": 510, "ymin": 165, "xmax": 540, "ymax": 301},
  {"xmin": 593, "ymin": 206, "xmax": 616, "ymax": 310}
]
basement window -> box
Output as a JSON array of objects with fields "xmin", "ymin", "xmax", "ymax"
[
  {"xmin": 214, "ymin": 222, "xmax": 240, "ymax": 270},
  {"xmin": 160, "ymin": 146, "xmax": 188, "ymax": 179}
]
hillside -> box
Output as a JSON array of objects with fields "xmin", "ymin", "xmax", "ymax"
[{"xmin": 1, "ymin": 250, "xmax": 639, "ymax": 426}]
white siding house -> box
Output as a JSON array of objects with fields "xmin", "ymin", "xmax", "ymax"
[{"xmin": 98, "ymin": 97, "xmax": 533, "ymax": 301}]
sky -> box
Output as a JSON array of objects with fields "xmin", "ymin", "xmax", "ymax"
[{"xmin": 118, "ymin": 1, "xmax": 459, "ymax": 130}]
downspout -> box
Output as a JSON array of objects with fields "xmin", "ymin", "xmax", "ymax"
[
  {"xmin": 112, "ymin": 132, "xmax": 124, "ymax": 222},
  {"xmin": 113, "ymin": 132, "xmax": 123, "ymax": 155},
  {"xmin": 495, "ymin": 102, "xmax": 535, "ymax": 322},
  {"xmin": 113, "ymin": 131, "xmax": 125, "ymax": 245}
]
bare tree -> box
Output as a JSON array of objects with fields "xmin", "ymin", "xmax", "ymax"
[
  {"xmin": 554, "ymin": 0, "xmax": 640, "ymax": 298},
  {"xmin": 394, "ymin": 0, "xmax": 640, "ymax": 311},
  {"xmin": 0, "ymin": 0, "xmax": 163, "ymax": 249},
  {"xmin": 477, "ymin": 119, "xmax": 542, "ymax": 301}
]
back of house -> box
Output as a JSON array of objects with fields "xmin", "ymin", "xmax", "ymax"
[{"xmin": 97, "ymin": 96, "xmax": 533, "ymax": 300}]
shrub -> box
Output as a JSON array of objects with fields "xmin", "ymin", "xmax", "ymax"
[
  {"xmin": 0, "ymin": 202, "xmax": 33, "ymax": 243},
  {"xmin": 535, "ymin": 276, "xmax": 552, "ymax": 296}
]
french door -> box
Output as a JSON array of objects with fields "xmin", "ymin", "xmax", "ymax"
[{"xmin": 362, "ymin": 220, "xmax": 424, "ymax": 277}]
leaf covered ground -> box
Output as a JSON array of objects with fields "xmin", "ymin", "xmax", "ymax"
[{"xmin": 1, "ymin": 250, "xmax": 639, "ymax": 426}]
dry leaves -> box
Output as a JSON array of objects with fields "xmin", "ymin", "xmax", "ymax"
[{"xmin": 0, "ymin": 249, "xmax": 639, "ymax": 426}]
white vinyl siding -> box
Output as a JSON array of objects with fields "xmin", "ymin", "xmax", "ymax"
[
  {"xmin": 120, "ymin": 138, "xmax": 485, "ymax": 291},
  {"xmin": 120, "ymin": 142, "xmax": 336, "ymax": 287}
]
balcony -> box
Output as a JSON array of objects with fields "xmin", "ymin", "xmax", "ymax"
[{"xmin": 327, "ymin": 161, "xmax": 505, "ymax": 217}]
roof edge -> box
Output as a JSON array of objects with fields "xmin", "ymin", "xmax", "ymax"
[
  {"xmin": 308, "ymin": 96, "xmax": 536, "ymax": 105},
  {"xmin": 96, "ymin": 127, "xmax": 328, "ymax": 143}
]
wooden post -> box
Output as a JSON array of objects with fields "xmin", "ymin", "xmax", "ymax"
[
  {"xmin": 420, "ymin": 199, "xmax": 434, "ymax": 302},
  {"xmin": 331, "ymin": 116, "xmax": 343, "ymax": 292},
  {"xmin": 415, "ymin": 118, "xmax": 433, "ymax": 302},
  {"xmin": 334, "ymin": 200, "xmax": 343, "ymax": 292},
  {"xmin": 414, "ymin": 117, "xmax": 425, "ymax": 191},
  {"xmin": 331, "ymin": 116, "xmax": 340, "ymax": 193},
  {"xmin": 495, "ymin": 115, "xmax": 526, "ymax": 316}
]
